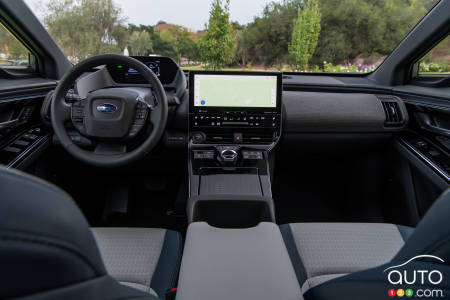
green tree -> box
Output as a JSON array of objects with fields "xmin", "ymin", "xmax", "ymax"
[
  {"xmin": 311, "ymin": 0, "xmax": 429, "ymax": 65},
  {"xmin": 128, "ymin": 24, "xmax": 153, "ymax": 35},
  {"xmin": 44, "ymin": 0, "xmax": 127, "ymax": 63},
  {"xmin": 152, "ymin": 33, "xmax": 177, "ymax": 58},
  {"xmin": 240, "ymin": 0, "xmax": 303, "ymax": 68},
  {"xmin": 0, "ymin": 24, "xmax": 29, "ymax": 63},
  {"xmin": 128, "ymin": 31, "xmax": 153, "ymax": 56},
  {"xmin": 199, "ymin": 0, "xmax": 236, "ymax": 70},
  {"xmin": 181, "ymin": 38, "xmax": 200, "ymax": 64},
  {"xmin": 160, "ymin": 25, "xmax": 198, "ymax": 64},
  {"xmin": 289, "ymin": 0, "xmax": 321, "ymax": 70},
  {"xmin": 126, "ymin": 23, "xmax": 177, "ymax": 58}
]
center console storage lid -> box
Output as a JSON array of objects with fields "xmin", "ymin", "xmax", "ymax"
[{"xmin": 176, "ymin": 222, "xmax": 303, "ymax": 300}]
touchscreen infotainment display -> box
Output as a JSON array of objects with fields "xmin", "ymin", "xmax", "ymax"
[{"xmin": 193, "ymin": 74, "xmax": 278, "ymax": 108}]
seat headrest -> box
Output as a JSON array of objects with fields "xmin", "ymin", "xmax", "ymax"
[
  {"xmin": 394, "ymin": 188, "xmax": 450, "ymax": 264},
  {"xmin": 0, "ymin": 167, "xmax": 106, "ymax": 298}
]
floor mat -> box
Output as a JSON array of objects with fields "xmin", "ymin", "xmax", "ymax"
[{"xmin": 34, "ymin": 149, "xmax": 188, "ymax": 233}]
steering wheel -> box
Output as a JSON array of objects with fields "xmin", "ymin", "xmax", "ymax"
[{"xmin": 51, "ymin": 54, "xmax": 168, "ymax": 168}]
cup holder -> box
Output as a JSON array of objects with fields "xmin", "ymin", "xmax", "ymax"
[{"xmin": 189, "ymin": 196, "xmax": 275, "ymax": 228}]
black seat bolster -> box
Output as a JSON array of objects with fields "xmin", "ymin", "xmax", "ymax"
[
  {"xmin": 150, "ymin": 230, "xmax": 183, "ymax": 297},
  {"xmin": 396, "ymin": 225, "xmax": 415, "ymax": 242},
  {"xmin": 279, "ymin": 224, "xmax": 308, "ymax": 286},
  {"xmin": 395, "ymin": 190, "xmax": 450, "ymax": 263},
  {"xmin": 0, "ymin": 167, "xmax": 182, "ymax": 299},
  {"xmin": 0, "ymin": 167, "xmax": 106, "ymax": 298}
]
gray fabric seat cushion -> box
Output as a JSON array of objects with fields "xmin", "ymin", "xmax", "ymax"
[
  {"xmin": 92, "ymin": 227, "xmax": 182, "ymax": 298},
  {"xmin": 280, "ymin": 223, "xmax": 414, "ymax": 293}
]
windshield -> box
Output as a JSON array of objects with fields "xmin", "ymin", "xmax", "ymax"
[{"xmin": 25, "ymin": 0, "xmax": 437, "ymax": 73}]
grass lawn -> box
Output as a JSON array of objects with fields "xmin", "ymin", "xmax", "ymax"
[{"xmin": 419, "ymin": 72, "xmax": 450, "ymax": 75}]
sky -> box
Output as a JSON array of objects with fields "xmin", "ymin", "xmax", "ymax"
[{"xmin": 25, "ymin": 0, "xmax": 274, "ymax": 31}]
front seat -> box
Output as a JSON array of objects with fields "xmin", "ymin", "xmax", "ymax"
[
  {"xmin": 280, "ymin": 190, "xmax": 450, "ymax": 300},
  {"xmin": 0, "ymin": 167, "xmax": 182, "ymax": 299}
]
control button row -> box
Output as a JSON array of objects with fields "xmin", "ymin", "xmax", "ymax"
[
  {"xmin": 134, "ymin": 102, "xmax": 148, "ymax": 126},
  {"xmin": 193, "ymin": 150, "xmax": 215, "ymax": 159},
  {"xmin": 242, "ymin": 150, "xmax": 263, "ymax": 160},
  {"xmin": 20, "ymin": 106, "xmax": 34, "ymax": 121},
  {"xmin": 193, "ymin": 114, "xmax": 277, "ymax": 121},
  {"xmin": 23, "ymin": 133, "xmax": 38, "ymax": 140},
  {"xmin": 192, "ymin": 121, "xmax": 277, "ymax": 128},
  {"xmin": 192, "ymin": 114, "xmax": 279, "ymax": 128},
  {"xmin": 71, "ymin": 101, "xmax": 86, "ymax": 124}
]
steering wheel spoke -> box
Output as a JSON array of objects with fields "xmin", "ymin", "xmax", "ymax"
[
  {"xmin": 149, "ymin": 103, "xmax": 162, "ymax": 127},
  {"xmin": 56, "ymin": 98, "xmax": 73, "ymax": 121},
  {"xmin": 71, "ymin": 100, "xmax": 87, "ymax": 133},
  {"xmin": 94, "ymin": 142, "xmax": 127, "ymax": 155}
]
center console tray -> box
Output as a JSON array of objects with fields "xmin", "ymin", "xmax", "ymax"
[{"xmin": 187, "ymin": 195, "xmax": 275, "ymax": 227}]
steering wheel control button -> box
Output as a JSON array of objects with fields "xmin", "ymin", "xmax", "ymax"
[
  {"xmin": 134, "ymin": 101, "xmax": 148, "ymax": 126},
  {"xmin": 128, "ymin": 124, "xmax": 143, "ymax": 137},
  {"xmin": 71, "ymin": 101, "xmax": 86, "ymax": 124},
  {"xmin": 65, "ymin": 90, "xmax": 82, "ymax": 103}
]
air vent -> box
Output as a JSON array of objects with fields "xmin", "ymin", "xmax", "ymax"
[
  {"xmin": 378, "ymin": 96, "xmax": 405, "ymax": 127},
  {"xmin": 243, "ymin": 132, "xmax": 275, "ymax": 144},
  {"xmin": 205, "ymin": 133, "xmax": 233, "ymax": 143}
]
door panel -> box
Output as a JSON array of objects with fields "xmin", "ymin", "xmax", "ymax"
[
  {"xmin": 0, "ymin": 83, "xmax": 55, "ymax": 169},
  {"xmin": 394, "ymin": 94, "xmax": 450, "ymax": 221}
]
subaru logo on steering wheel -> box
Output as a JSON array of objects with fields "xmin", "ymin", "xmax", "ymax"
[{"xmin": 96, "ymin": 103, "xmax": 117, "ymax": 113}]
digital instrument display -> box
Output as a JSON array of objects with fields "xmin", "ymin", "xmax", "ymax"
[
  {"xmin": 127, "ymin": 61, "xmax": 160, "ymax": 77},
  {"xmin": 193, "ymin": 74, "xmax": 278, "ymax": 108},
  {"xmin": 107, "ymin": 56, "xmax": 179, "ymax": 85}
]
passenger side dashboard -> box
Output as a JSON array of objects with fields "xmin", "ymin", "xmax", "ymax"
[{"xmin": 282, "ymin": 92, "xmax": 408, "ymax": 133}]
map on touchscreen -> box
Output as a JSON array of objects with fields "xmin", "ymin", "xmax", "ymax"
[{"xmin": 193, "ymin": 74, "xmax": 277, "ymax": 108}]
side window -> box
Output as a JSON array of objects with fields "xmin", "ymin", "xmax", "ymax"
[
  {"xmin": 418, "ymin": 35, "xmax": 450, "ymax": 75},
  {"xmin": 0, "ymin": 23, "xmax": 31, "ymax": 68}
]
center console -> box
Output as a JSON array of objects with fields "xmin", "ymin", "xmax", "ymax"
[
  {"xmin": 187, "ymin": 71, "xmax": 282, "ymax": 226},
  {"xmin": 179, "ymin": 72, "xmax": 293, "ymax": 300}
]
